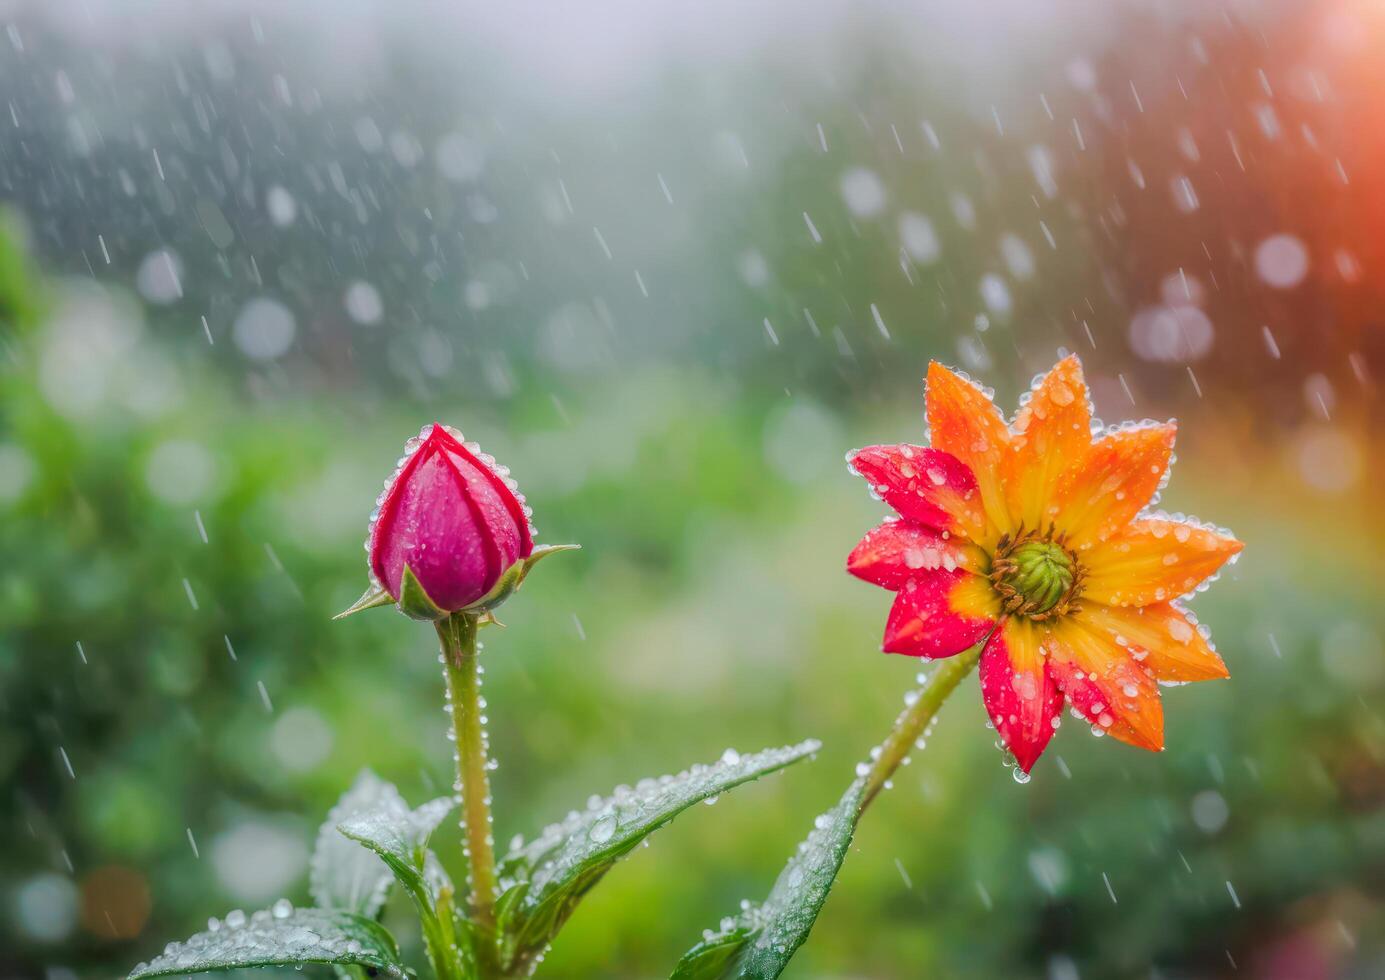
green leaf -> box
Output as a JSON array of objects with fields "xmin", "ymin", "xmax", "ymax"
[
  {"xmin": 337, "ymin": 790, "xmax": 456, "ymax": 912},
  {"xmin": 333, "ymin": 780, "xmax": 464, "ymax": 980},
  {"xmin": 496, "ymin": 739, "xmax": 820, "ymax": 972},
  {"xmin": 670, "ymin": 778, "xmax": 866, "ymax": 980},
  {"xmin": 310, "ymin": 770, "xmax": 413, "ymax": 917},
  {"xmin": 127, "ymin": 906, "xmax": 407, "ymax": 978}
]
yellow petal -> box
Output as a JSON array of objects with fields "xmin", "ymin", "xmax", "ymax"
[{"xmin": 950, "ymin": 572, "xmax": 1004, "ymax": 621}]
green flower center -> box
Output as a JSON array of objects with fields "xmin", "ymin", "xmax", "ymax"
[{"xmin": 991, "ymin": 536, "xmax": 1079, "ymax": 620}]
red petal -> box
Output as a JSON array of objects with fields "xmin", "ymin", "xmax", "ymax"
[
  {"xmin": 847, "ymin": 520, "xmax": 985, "ymax": 591},
  {"xmin": 430, "ymin": 425, "xmax": 533, "ymax": 558},
  {"xmin": 369, "ymin": 438, "xmax": 431, "ymax": 592},
  {"xmin": 848, "ymin": 444, "xmax": 987, "ymax": 539},
  {"xmin": 979, "ymin": 618, "xmax": 1064, "ymax": 773},
  {"xmin": 882, "ymin": 568, "xmax": 998, "ymax": 659}
]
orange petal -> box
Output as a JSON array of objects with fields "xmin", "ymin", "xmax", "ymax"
[
  {"xmin": 1044, "ymin": 619, "xmax": 1164, "ymax": 752},
  {"xmin": 1002, "ymin": 356, "xmax": 1092, "ymax": 531},
  {"xmin": 925, "ymin": 362, "xmax": 1012, "ymax": 544},
  {"xmin": 1053, "ymin": 423, "xmax": 1176, "ymax": 550},
  {"xmin": 978, "ymin": 617, "xmax": 1064, "ymax": 773},
  {"xmin": 1076, "ymin": 602, "xmax": 1229, "ymax": 682},
  {"xmin": 1082, "ymin": 518, "xmax": 1243, "ymax": 607}
]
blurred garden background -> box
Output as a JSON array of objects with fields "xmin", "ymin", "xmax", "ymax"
[{"xmin": 3, "ymin": 0, "xmax": 1384, "ymax": 977}]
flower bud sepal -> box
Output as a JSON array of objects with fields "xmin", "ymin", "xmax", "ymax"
[
  {"xmin": 465, "ymin": 543, "xmax": 579, "ymax": 616},
  {"xmin": 333, "ymin": 582, "xmax": 394, "ymax": 620},
  {"xmin": 334, "ymin": 543, "xmax": 580, "ymax": 621},
  {"xmin": 398, "ymin": 565, "xmax": 450, "ymax": 621}
]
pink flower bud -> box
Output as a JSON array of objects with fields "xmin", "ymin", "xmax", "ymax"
[{"xmin": 368, "ymin": 423, "xmax": 534, "ymax": 613}]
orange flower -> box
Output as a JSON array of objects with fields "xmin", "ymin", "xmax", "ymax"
[{"xmin": 847, "ymin": 356, "xmax": 1242, "ymax": 773}]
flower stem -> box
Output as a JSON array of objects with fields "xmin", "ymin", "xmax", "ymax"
[
  {"xmin": 439, "ymin": 613, "xmax": 498, "ymax": 932},
  {"xmin": 860, "ymin": 643, "xmax": 984, "ymax": 810}
]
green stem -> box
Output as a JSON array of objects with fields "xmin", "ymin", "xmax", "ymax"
[
  {"xmin": 860, "ymin": 643, "xmax": 984, "ymax": 810},
  {"xmin": 439, "ymin": 613, "xmax": 499, "ymax": 933}
]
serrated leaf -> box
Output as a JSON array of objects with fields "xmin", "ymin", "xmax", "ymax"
[
  {"xmin": 496, "ymin": 739, "xmax": 820, "ymax": 971},
  {"xmin": 338, "ymin": 792, "xmax": 455, "ymax": 910},
  {"xmin": 310, "ymin": 770, "xmax": 404, "ymax": 917},
  {"xmin": 670, "ymin": 778, "xmax": 865, "ymax": 980},
  {"xmin": 127, "ymin": 906, "xmax": 407, "ymax": 979},
  {"xmin": 336, "ymin": 787, "xmax": 464, "ymax": 980}
]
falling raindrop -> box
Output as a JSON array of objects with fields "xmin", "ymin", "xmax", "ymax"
[{"xmin": 840, "ymin": 167, "xmax": 886, "ymax": 218}]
